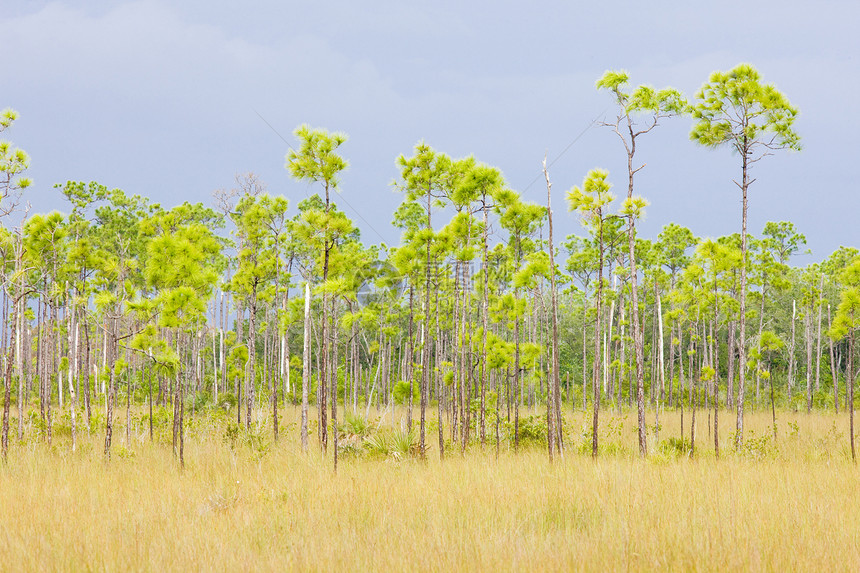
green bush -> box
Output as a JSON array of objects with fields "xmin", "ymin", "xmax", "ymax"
[
  {"xmin": 505, "ymin": 415, "xmax": 547, "ymax": 447},
  {"xmin": 392, "ymin": 381, "xmax": 416, "ymax": 405},
  {"xmin": 365, "ymin": 428, "xmax": 419, "ymax": 459}
]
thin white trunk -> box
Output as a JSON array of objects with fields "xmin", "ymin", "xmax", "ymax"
[{"xmin": 301, "ymin": 282, "xmax": 311, "ymax": 452}]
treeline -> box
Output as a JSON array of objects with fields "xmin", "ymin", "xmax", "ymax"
[{"xmin": 1, "ymin": 63, "xmax": 858, "ymax": 466}]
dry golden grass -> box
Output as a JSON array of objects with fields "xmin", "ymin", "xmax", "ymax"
[{"xmin": 1, "ymin": 405, "xmax": 858, "ymax": 571}]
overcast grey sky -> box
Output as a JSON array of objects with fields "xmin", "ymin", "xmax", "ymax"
[{"xmin": 3, "ymin": 1, "xmax": 858, "ymax": 262}]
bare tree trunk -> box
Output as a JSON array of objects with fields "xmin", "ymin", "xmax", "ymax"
[
  {"xmin": 689, "ymin": 331, "xmax": 696, "ymax": 456},
  {"xmin": 301, "ymin": 282, "xmax": 311, "ymax": 453},
  {"xmin": 591, "ymin": 216, "xmax": 606, "ymax": 458},
  {"xmin": 480, "ymin": 196, "xmax": 490, "ymax": 450},
  {"xmin": 788, "ymin": 300, "xmax": 796, "ymax": 401},
  {"xmin": 68, "ymin": 298, "xmax": 78, "ymax": 452},
  {"xmin": 543, "ymin": 159, "xmax": 561, "ymax": 460},
  {"xmin": 331, "ymin": 302, "xmax": 338, "ymax": 472},
  {"xmin": 849, "ymin": 325, "xmax": 855, "ymax": 463},
  {"xmin": 406, "ymin": 285, "xmax": 414, "ymax": 433},
  {"xmin": 452, "ymin": 265, "xmax": 460, "ymax": 445},
  {"xmin": 178, "ymin": 370, "xmax": 185, "ymax": 468},
  {"xmin": 678, "ymin": 325, "xmax": 685, "ymax": 440},
  {"xmin": 816, "ymin": 274, "xmax": 824, "ymax": 394},
  {"xmin": 828, "ymin": 305, "xmax": 839, "ymax": 413},
  {"xmin": 83, "ymin": 320, "xmax": 91, "ymax": 433},
  {"xmin": 582, "ymin": 298, "xmax": 588, "ymax": 412},
  {"xmin": 16, "ymin": 283, "xmax": 24, "ymax": 442},
  {"xmin": 735, "ymin": 149, "xmax": 750, "ymax": 447},
  {"xmin": 726, "ymin": 321, "xmax": 735, "ymax": 409},
  {"xmin": 246, "ymin": 288, "xmax": 258, "ymax": 430},
  {"xmin": 435, "ymin": 285, "xmax": 445, "ymax": 460},
  {"xmin": 656, "ymin": 294, "xmax": 665, "ymax": 444},
  {"xmin": 806, "ymin": 305, "xmax": 814, "ymax": 413},
  {"xmin": 625, "ymin": 199, "xmax": 647, "ymax": 457},
  {"xmin": 419, "ymin": 316, "xmax": 428, "ymax": 458},
  {"xmin": 460, "ymin": 265, "xmax": 469, "ymax": 453},
  {"xmin": 3, "ymin": 263, "xmax": 27, "ymax": 461}
]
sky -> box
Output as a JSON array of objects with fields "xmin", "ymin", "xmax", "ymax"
[{"xmin": 3, "ymin": 0, "xmax": 858, "ymax": 264}]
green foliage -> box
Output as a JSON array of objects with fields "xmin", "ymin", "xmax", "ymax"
[
  {"xmin": 0, "ymin": 107, "xmax": 33, "ymax": 203},
  {"xmin": 392, "ymin": 380, "xmax": 417, "ymax": 405},
  {"xmin": 691, "ymin": 63, "xmax": 801, "ymax": 155},
  {"xmin": 342, "ymin": 412, "xmax": 371, "ymax": 438},
  {"xmin": 222, "ymin": 421, "xmax": 271, "ymax": 457},
  {"xmin": 364, "ymin": 428, "xmax": 420, "ymax": 460},
  {"xmin": 508, "ymin": 415, "xmax": 547, "ymax": 447},
  {"xmin": 658, "ymin": 437, "xmax": 692, "ymax": 458},
  {"xmin": 287, "ymin": 125, "xmax": 348, "ymax": 191},
  {"xmin": 733, "ymin": 429, "xmax": 779, "ymax": 461}
]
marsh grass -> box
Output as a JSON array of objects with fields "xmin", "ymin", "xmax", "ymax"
[{"xmin": 1, "ymin": 406, "xmax": 858, "ymax": 571}]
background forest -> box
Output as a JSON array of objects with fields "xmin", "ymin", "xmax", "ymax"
[{"xmin": 1, "ymin": 64, "xmax": 858, "ymax": 470}]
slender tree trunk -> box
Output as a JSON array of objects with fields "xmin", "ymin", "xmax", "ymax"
[
  {"xmin": 678, "ymin": 325, "xmax": 685, "ymax": 440},
  {"xmin": 452, "ymin": 264, "xmax": 460, "ymax": 445},
  {"xmin": 460, "ymin": 265, "xmax": 469, "ymax": 453},
  {"xmin": 806, "ymin": 306, "xmax": 814, "ymax": 413},
  {"xmin": 690, "ymin": 331, "xmax": 696, "ymax": 456},
  {"xmin": 849, "ymin": 324, "xmax": 855, "ymax": 463},
  {"xmin": 331, "ymin": 302, "xmax": 338, "ymax": 472},
  {"xmin": 247, "ymin": 289, "xmax": 258, "ymax": 430},
  {"xmin": 514, "ymin": 288, "xmax": 521, "ymax": 451},
  {"xmin": 436, "ymin": 284, "xmax": 444, "ymax": 461},
  {"xmin": 622, "ymin": 172, "xmax": 647, "ymax": 457},
  {"xmin": 68, "ymin": 300, "xmax": 77, "ymax": 452},
  {"xmin": 178, "ymin": 370, "xmax": 185, "ymax": 468},
  {"xmin": 301, "ymin": 282, "xmax": 311, "ymax": 453},
  {"xmin": 769, "ymin": 349, "xmax": 778, "ymax": 441},
  {"xmin": 656, "ymin": 294, "xmax": 665, "ymax": 444},
  {"xmin": 16, "ymin": 283, "xmax": 24, "ymax": 442},
  {"xmin": 320, "ymin": 255, "xmax": 329, "ymax": 453},
  {"xmin": 480, "ymin": 194, "xmax": 490, "ymax": 450},
  {"xmin": 544, "ymin": 159, "xmax": 562, "ymax": 459},
  {"xmin": 735, "ymin": 145, "xmax": 750, "ymax": 447},
  {"xmin": 236, "ymin": 305, "xmax": 242, "ymax": 426},
  {"xmin": 419, "ymin": 316, "xmax": 428, "ymax": 458},
  {"xmin": 828, "ymin": 305, "xmax": 839, "ymax": 413},
  {"xmin": 104, "ymin": 346, "xmax": 115, "ymax": 458},
  {"xmin": 788, "ymin": 300, "xmax": 797, "ymax": 401},
  {"xmin": 592, "ymin": 213, "xmax": 605, "ymax": 458},
  {"xmin": 727, "ymin": 321, "xmax": 735, "ymax": 409},
  {"xmin": 816, "ymin": 274, "xmax": 824, "ymax": 394},
  {"xmin": 407, "ymin": 285, "xmax": 414, "ymax": 433},
  {"xmin": 2, "ymin": 281, "xmax": 26, "ymax": 461},
  {"xmin": 582, "ymin": 295, "xmax": 588, "ymax": 412},
  {"xmin": 84, "ymin": 321, "xmax": 91, "ymax": 432}
]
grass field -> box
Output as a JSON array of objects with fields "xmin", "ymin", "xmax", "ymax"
[{"xmin": 1, "ymin": 405, "xmax": 857, "ymax": 571}]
